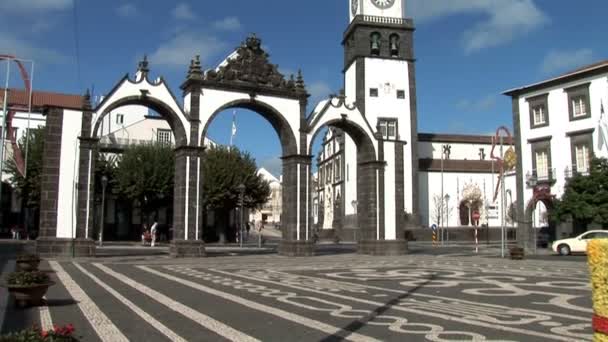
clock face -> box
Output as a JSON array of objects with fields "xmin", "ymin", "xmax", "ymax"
[
  {"xmin": 371, "ymin": 0, "xmax": 395, "ymax": 9},
  {"xmin": 351, "ymin": 0, "xmax": 358, "ymax": 15}
]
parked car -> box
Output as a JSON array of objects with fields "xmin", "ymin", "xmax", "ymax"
[{"xmin": 552, "ymin": 230, "xmax": 608, "ymax": 256}]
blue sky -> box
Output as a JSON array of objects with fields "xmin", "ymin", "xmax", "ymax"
[{"xmin": 2, "ymin": 0, "xmax": 608, "ymax": 176}]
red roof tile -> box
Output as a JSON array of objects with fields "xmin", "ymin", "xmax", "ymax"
[{"xmin": 0, "ymin": 88, "xmax": 84, "ymax": 111}]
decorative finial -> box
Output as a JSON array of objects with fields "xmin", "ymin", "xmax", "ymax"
[
  {"xmin": 295, "ymin": 69, "xmax": 305, "ymax": 90},
  {"xmin": 137, "ymin": 55, "xmax": 149, "ymax": 76},
  {"xmin": 83, "ymin": 88, "xmax": 91, "ymax": 109},
  {"xmin": 187, "ymin": 55, "xmax": 203, "ymax": 80},
  {"xmin": 245, "ymin": 33, "xmax": 262, "ymax": 51}
]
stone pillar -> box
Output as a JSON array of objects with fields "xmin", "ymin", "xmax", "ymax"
[
  {"xmin": 170, "ymin": 145, "xmax": 205, "ymax": 257},
  {"xmin": 357, "ymin": 159, "xmax": 408, "ymax": 255},
  {"xmin": 279, "ymin": 154, "xmax": 314, "ymax": 256},
  {"xmin": 74, "ymin": 137, "xmax": 98, "ymax": 240}
]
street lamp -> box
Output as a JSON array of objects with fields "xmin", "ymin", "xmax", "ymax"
[
  {"xmin": 237, "ymin": 183, "xmax": 246, "ymax": 248},
  {"xmin": 99, "ymin": 175, "xmax": 108, "ymax": 247},
  {"xmin": 444, "ymin": 194, "xmax": 450, "ymax": 243}
]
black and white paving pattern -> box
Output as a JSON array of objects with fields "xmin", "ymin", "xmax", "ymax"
[{"xmin": 0, "ymin": 249, "xmax": 593, "ymax": 341}]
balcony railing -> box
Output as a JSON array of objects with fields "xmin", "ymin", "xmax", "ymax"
[
  {"xmin": 98, "ymin": 136, "xmax": 174, "ymax": 151},
  {"xmin": 564, "ymin": 165, "xmax": 590, "ymax": 179},
  {"xmin": 526, "ymin": 168, "xmax": 556, "ymax": 187}
]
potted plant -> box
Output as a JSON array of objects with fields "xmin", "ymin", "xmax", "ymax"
[
  {"xmin": 0, "ymin": 324, "xmax": 78, "ymax": 341},
  {"xmin": 5, "ymin": 271, "xmax": 54, "ymax": 308},
  {"xmin": 15, "ymin": 254, "xmax": 41, "ymax": 272},
  {"xmin": 509, "ymin": 246, "xmax": 525, "ymax": 260}
]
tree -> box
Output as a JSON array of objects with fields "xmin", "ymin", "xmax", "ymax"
[
  {"xmin": 203, "ymin": 146, "xmax": 270, "ymax": 211},
  {"xmin": 431, "ymin": 194, "xmax": 453, "ymax": 226},
  {"xmin": 113, "ymin": 143, "xmax": 175, "ymax": 221},
  {"xmin": 6, "ymin": 127, "xmax": 45, "ymax": 209},
  {"xmin": 553, "ymin": 157, "xmax": 608, "ymax": 227}
]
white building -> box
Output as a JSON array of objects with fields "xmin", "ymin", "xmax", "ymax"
[
  {"xmin": 249, "ymin": 168, "xmax": 282, "ymax": 225},
  {"xmin": 504, "ymin": 59, "xmax": 608, "ymax": 238}
]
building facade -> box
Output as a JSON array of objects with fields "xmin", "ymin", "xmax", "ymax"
[
  {"xmin": 505, "ymin": 60, "xmax": 608, "ymax": 242},
  {"xmin": 249, "ymin": 168, "xmax": 282, "ymax": 225}
]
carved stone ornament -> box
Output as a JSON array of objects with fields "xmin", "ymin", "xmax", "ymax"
[{"xmin": 204, "ymin": 34, "xmax": 308, "ymax": 98}]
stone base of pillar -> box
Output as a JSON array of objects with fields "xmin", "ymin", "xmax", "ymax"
[
  {"xmin": 36, "ymin": 238, "xmax": 96, "ymax": 258},
  {"xmin": 170, "ymin": 240, "xmax": 206, "ymax": 258},
  {"xmin": 278, "ymin": 240, "xmax": 315, "ymax": 257},
  {"xmin": 358, "ymin": 239, "xmax": 408, "ymax": 256}
]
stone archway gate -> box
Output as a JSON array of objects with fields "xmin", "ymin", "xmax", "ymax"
[{"xmin": 35, "ymin": 35, "xmax": 408, "ymax": 257}]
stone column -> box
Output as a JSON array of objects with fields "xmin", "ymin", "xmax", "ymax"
[
  {"xmin": 170, "ymin": 145, "xmax": 205, "ymax": 257},
  {"xmin": 279, "ymin": 154, "xmax": 314, "ymax": 256},
  {"xmin": 357, "ymin": 159, "xmax": 408, "ymax": 255}
]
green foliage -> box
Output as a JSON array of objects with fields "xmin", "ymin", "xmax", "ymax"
[
  {"xmin": 15, "ymin": 254, "xmax": 40, "ymax": 262},
  {"xmin": 6, "ymin": 128, "xmax": 45, "ymax": 208},
  {"xmin": 553, "ymin": 158, "xmax": 608, "ymax": 226},
  {"xmin": 203, "ymin": 146, "xmax": 271, "ymax": 211},
  {"xmin": 7, "ymin": 271, "xmax": 50, "ymax": 286},
  {"xmin": 113, "ymin": 143, "xmax": 174, "ymax": 209}
]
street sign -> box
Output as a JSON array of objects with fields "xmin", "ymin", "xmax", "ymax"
[
  {"xmin": 472, "ymin": 211, "xmax": 481, "ymax": 220},
  {"xmin": 431, "ymin": 224, "xmax": 437, "ymax": 231}
]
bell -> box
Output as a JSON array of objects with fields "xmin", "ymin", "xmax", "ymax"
[
  {"xmin": 390, "ymin": 36, "xmax": 399, "ymax": 56},
  {"xmin": 371, "ymin": 34, "xmax": 380, "ymax": 55}
]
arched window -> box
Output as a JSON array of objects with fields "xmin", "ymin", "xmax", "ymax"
[
  {"xmin": 370, "ymin": 32, "xmax": 381, "ymax": 56},
  {"xmin": 389, "ymin": 34, "xmax": 400, "ymax": 57}
]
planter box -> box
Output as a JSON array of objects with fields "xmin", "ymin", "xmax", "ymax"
[
  {"xmin": 510, "ymin": 247, "xmax": 525, "ymax": 260},
  {"xmin": 6, "ymin": 282, "xmax": 55, "ymax": 308}
]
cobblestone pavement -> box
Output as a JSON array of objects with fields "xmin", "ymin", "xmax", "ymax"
[{"xmin": 1, "ymin": 248, "xmax": 593, "ymax": 341}]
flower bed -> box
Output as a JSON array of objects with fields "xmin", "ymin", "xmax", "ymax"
[
  {"xmin": 15, "ymin": 254, "xmax": 41, "ymax": 272},
  {"xmin": 0, "ymin": 324, "xmax": 78, "ymax": 341},
  {"xmin": 588, "ymin": 240, "xmax": 608, "ymax": 341},
  {"xmin": 5, "ymin": 271, "xmax": 54, "ymax": 308}
]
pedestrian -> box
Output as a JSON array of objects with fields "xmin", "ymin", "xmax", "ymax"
[
  {"xmin": 141, "ymin": 224, "xmax": 149, "ymax": 246},
  {"xmin": 10, "ymin": 226, "xmax": 16, "ymax": 240},
  {"xmin": 150, "ymin": 220, "xmax": 158, "ymax": 247}
]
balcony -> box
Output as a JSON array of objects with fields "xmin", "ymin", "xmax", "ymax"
[
  {"xmin": 564, "ymin": 165, "xmax": 590, "ymax": 179},
  {"xmin": 526, "ymin": 168, "xmax": 556, "ymax": 187}
]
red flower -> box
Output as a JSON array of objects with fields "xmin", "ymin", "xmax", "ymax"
[{"xmin": 41, "ymin": 330, "xmax": 49, "ymax": 338}]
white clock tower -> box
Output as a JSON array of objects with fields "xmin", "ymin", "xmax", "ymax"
[{"xmin": 343, "ymin": 0, "xmax": 419, "ymax": 239}]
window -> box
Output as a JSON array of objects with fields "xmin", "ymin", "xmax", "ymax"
[
  {"xmin": 389, "ymin": 34, "xmax": 400, "ymax": 57},
  {"xmin": 378, "ymin": 119, "xmax": 398, "ymax": 140},
  {"xmin": 572, "ymin": 96, "xmax": 587, "ymax": 118},
  {"xmin": 575, "ymin": 144, "xmax": 590, "ymax": 173},
  {"xmin": 335, "ymin": 156, "xmax": 341, "ymax": 182},
  {"xmin": 535, "ymin": 150, "xmax": 549, "ymax": 179},
  {"xmin": 157, "ymin": 129, "xmax": 172, "ymax": 144},
  {"xmin": 569, "ymin": 130, "xmax": 593, "ymax": 175},
  {"xmin": 346, "ymin": 164, "xmax": 349, "ymax": 182},
  {"xmin": 116, "ymin": 114, "xmax": 124, "ymax": 125},
  {"xmin": 566, "ymin": 83, "xmax": 591, "ymax": 121},
  {"xmin": 527, "ymin": 94, "xmax": 549, "ymax": 128},
  {"xmin": 396, "ymin": 90, "xmax": 405, "ymax": 99},
  {"xmin": 532, "ymin": 105, "xmax": 546, "ymax": 126},
  {"xmin": 369, "ymin": 88, "xmax": 379, "ymax": 97},
  {"xmin": 326, "ymin": 161, "xmax": 332, "ymax": 182}
]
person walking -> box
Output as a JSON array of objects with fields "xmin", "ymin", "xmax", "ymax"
[{"xmin": 150, "ymin": 221, "xmax": 158, "ymax": 247}]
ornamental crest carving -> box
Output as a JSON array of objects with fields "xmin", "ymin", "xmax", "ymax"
[{"xmin": 204, "ymin": 34, "xmax": 307, "ymax": 98}]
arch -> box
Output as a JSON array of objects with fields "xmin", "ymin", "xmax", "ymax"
[
  {"xmin": 524, "ymin": 197, "xmax": 554, "ymax": 226},
  {"xmin": 307, "ymin": 118, "xmax": 376, "ymax": 163},
  {"xmin": 201, "ymin": 98, "xmax": 299, "ymax": 156},
  {"xmin": 92, "ymin": 96, "xmax": 189, "ymax": 146}
]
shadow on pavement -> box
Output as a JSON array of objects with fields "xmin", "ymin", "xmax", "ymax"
[{"xmin": 319, "ymin": 274, "xmax": 436, "ymax": 341}]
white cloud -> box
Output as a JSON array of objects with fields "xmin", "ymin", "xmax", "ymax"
[
  {"xmin": 0, "ymin": 0, "xmax": 71, "ymax": 12},
  {"xmin": 541, "ymin": 48, "xmax": 594, "ymax": 75},
  {"xmin": 150, "ymin": 31, "xmax": 227, "ymax": 67},
  {"xmin": 0, "ymin": 31, "xmax": 64, "ymax": 63},
  {"xmin": 408, "ymin": 0, "xmax": 549, "ymax": 53},
  {"xmin": 212, "ymin": 17, "xmax": 242, "ymax": 31},
  {"xmin": 117, "ymin": 3, "xmax": 137, "ymax": 17},
  {"xmin": 259, "ymin": 157, "xmax": 282, "ymax": 178},
  {"xmin": 172, "ymin": 3, "xmax": 196, "ymax": 20},
  {"xmin": 308, "ymin": 81, "xmax": 333, "ymax": 106},
  {"xmin": 457, "ymin": 95, "xmax": 497, "ymax": 112}
]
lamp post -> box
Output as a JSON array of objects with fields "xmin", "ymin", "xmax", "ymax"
[
  {"xmin": 237, "ymin": 183, "xmax": 246, "ymax": 248},
  {"xmin": 99, "ymin": 175, "xmax": 108, "ymax": 247},
  {"xmin": 444, "ymin": 194, "xmax": 450, "ymax": 243}
]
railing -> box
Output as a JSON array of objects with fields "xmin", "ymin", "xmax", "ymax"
[
  {"xmin": 526, "ymin": 168, "xmax": 556, "ymax": 187},
  {"xmin": 564, "ymin": 165, "xmax": 590, "ymax": 179},
  {"xmin": 98, "ymin": 136, "xmax": 174, "ymax": 150},
  {"xmin": 360, "ymin": 15, "xmax": 408, "ymax": 26}
]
